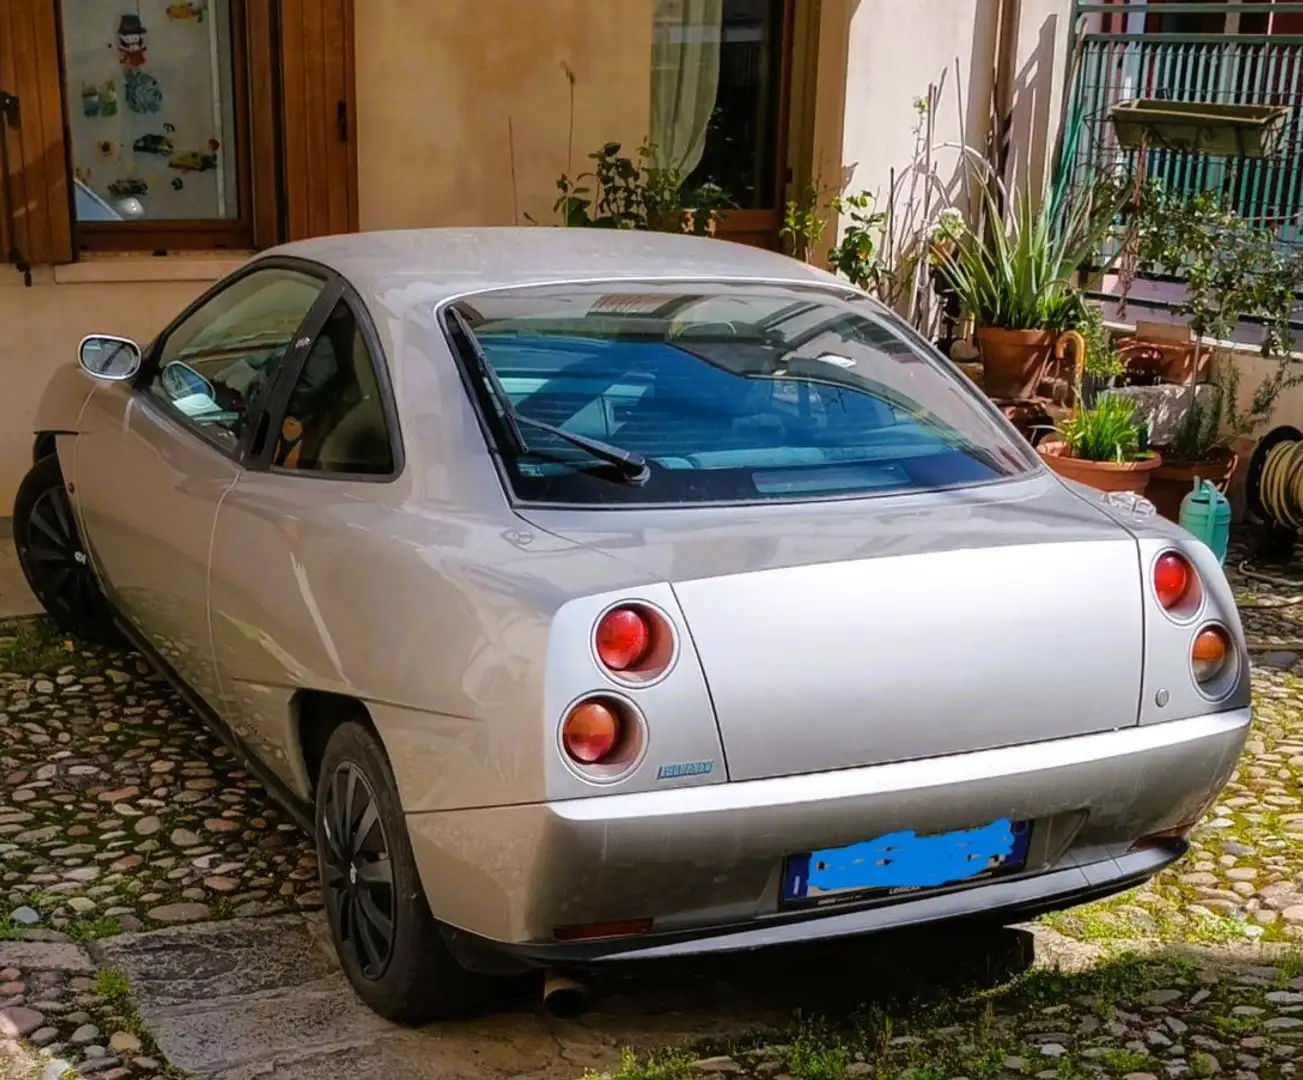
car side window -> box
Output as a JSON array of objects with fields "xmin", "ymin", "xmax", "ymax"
[
  {"xmin": 272, "ymin": 299, "xmax": 396, "ymax": 476},
  {"xmin": 144, "ymin": 268, "xmax": 326, "ymax": 453}
]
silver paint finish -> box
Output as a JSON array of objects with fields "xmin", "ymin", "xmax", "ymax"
[
  {"xmin": 23, "ymin": 228, "xmax": 1253, "ymax": 960},
  {"xmin": 406, "ymin": 708, "xmax": 1249, "ymax": 943}
]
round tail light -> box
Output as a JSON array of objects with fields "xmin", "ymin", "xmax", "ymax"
[
  {"xmin": 1154, "ymin": 551, "xmax": 1200, "ymax": 615},
  {"xmin": 561, "ymin": 700, "xmax": 621, "ymax": 764},
  {"xmin": 595, "ymin": 607, "xmax": 652, "ymax": 672},
  {"xmin": 1192, "ymin": 626, "xmax": 1233, "ymax": 685}
]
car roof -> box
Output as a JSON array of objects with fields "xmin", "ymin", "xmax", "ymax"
[{"xmin": 266, "ymin": 227, "xmax": 848, "ymax": 309}]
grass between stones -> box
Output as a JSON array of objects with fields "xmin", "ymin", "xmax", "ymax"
[{"xmin": 587, "ymin": 946, "xmax": 1303, "ymax": 1079}]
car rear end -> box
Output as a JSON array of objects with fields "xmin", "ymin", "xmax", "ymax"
[{"xmin": 401, "ymin": 277, "xmax": 1251, "ymax": 968}]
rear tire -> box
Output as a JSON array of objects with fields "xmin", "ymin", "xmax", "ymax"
[
  {"xmin": 13, "ymin": 453, "xmax": 122, "ymax": 647},
  {"xmin": 315, "ymin": 719, "xmax": 488, "ymax": 1023}
]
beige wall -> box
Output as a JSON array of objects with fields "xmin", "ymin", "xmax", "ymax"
[
  {"xmin": 353, "ymin": 0, "xmax": 654, "ymax": 231},
  {"xmin": 834, "ymin": 0, "xmax": 1072, "ymax": 232},
  {"xmin": 838, "ymin": 0, "xmax": 999, "ymax": 216}
]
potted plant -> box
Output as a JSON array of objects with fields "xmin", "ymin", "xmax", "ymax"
[
  {"xmin": 938, "ymin": 182, "xmax": 1122, "ymax": 400},
  {"xmin": 552, "ymin": 141, "xmax": 732, "ymax": 236},
  {"xmin": 1037, "ymin": 393, "xmax": 1163, "ymax": 495}
]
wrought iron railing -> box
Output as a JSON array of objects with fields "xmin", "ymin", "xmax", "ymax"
[{"xmin": 1065, "ymin": 3, "xmax": 1303, "ymax": 265}]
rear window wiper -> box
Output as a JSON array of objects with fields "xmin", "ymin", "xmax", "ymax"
[{"xmin": 447, "ymin": 306, "xmax": 650, "ymax": 484}]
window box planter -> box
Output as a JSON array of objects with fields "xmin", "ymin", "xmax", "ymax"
[{"xmin": 1109, "ymin": 100, "xmax": 1291, "ymax": 160}]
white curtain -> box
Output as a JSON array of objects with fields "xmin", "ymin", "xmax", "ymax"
[{"xmin": 650, "ymin": 0, "xmax": 724, "ymax": 177}]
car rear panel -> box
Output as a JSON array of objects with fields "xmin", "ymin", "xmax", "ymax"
[
  {"xmin": 521, "ymin": 473, "xmax": 1146, "ymax": 784},
  {"xmin": 672, "ymin": 536, "xmax": 1143, "ymax": 781}
]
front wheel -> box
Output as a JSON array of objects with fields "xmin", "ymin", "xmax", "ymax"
[
  {"xmin": 315, "ymin": 719, "xmax": 488, "ymax": 1023},
  {"xmin": 12, "ymin": 453, "xmax": 122, "ymax": 646}
]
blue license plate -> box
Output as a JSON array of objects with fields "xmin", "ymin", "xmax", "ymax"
[{"xmin": 782, "ymin": 819, "xmax": 1032, "ymax": 905}]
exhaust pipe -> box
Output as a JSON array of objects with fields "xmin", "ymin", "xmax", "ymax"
[{"xmin": 542, "ymin": 969, "xmax": 590, "ymax": 1019}]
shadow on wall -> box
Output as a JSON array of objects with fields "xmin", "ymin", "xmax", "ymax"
[{"xmin": 1003, "ymin": 12, "xmax": 1061, "ymax": 199}]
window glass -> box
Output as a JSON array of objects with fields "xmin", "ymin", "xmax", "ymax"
[
  {"xmin": 61, "ymin": 0, "xmax": 240, "ymax": 221},
  {"xmin": 147, "ymin": 268, "xmax": 324, "ymax": 451},
  {"xmin": 650, "ymin": 0, "xmax": 785, "ymax": 209},
  {"xmin": 273, "ymin": 301, "xmax": 395, "ymax": 476},
  {"xmin": 453, "ymin": 282, "xmax": 1041, "ymax": 507}
]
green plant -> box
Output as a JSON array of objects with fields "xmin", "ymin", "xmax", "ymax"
[
  {"xmin": 1171, "ymin": 384, "xmax": 1224, "ymax": 462},
  {"xmin": 827, "ymin": 190, "xmax": 889, "ymax": 289},
  {"xmin": 1055, "ymin": 393, "xmax": 1146, "ymax": 463},
  {"xmin": 553, "ymin": 141, "xmax": 731, "ymax": 235},
  {"xmin": 1128, "ymin": 183, "xmax": 1303, "ymax": 457},
  {"xmin": 1075, "ymin": 303, "xmax": 1124, "ymax": 380},
  {"xmin": 782, "ymin": 178, "xmax": 834, "ymax": 263},
  {"xmin": 0, "ymin": 618, "xmax": 75, "ymax": 676},
  {"xmin": 938, "ymin": 182, "xmax": 1122, "ymax": 332}
]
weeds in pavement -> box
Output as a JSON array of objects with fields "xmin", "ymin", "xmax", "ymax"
[{"xmin": 0, "ymin": 618, "xmax": 76, "ymax": 676}]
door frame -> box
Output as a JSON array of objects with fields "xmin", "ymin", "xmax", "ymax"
[{"xmin": 713, "ymin": 0, "xmax": 798, "ymax": 251}]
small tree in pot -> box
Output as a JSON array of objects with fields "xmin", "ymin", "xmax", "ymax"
[{"xmin": 1131, "ymin": 195, "xmax": 1303, "ymax": 520}]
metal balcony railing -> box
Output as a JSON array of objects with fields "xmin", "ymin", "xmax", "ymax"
[{"xmin": 1065, "ymin": 3, "xmax": 1303, "ymax": 265}]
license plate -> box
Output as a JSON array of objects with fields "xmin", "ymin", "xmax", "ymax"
[{"xmin": 782, "ymin": 819, "xmax": 1032, "ymax": 906}]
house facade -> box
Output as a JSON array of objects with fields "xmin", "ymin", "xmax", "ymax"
[{"xmin": 0, "ymin": 0, "xmax": 1074, "ymax": 511}]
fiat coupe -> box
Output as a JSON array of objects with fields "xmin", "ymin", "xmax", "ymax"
[{"xmin": 14, "ymin": 229, "xmax": 1251, "ymax": 1022}]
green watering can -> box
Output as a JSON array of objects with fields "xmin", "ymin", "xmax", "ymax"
[{"xmin": 1178, "ymin": 477, "xmax": 1231, "ymax": 565}]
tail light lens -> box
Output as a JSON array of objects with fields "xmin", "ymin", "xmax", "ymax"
[
  {"xmin": 1154, "ymin": 551, "xmax": 1201, "ymax": 617},
  {"xmin": 595, "ymin": 607, "xmax": 652, "ymax": 671},
  {"xmin": 593, "ymin": 603, "xmax": 674, "ymax": 683},
  {"xmin": 561, "ymin": 699, "xmax": 621, "ymax": 764},
  {"xmin": 1192, "ymin": 625, "xmax": 1233, "ymax": 685}
]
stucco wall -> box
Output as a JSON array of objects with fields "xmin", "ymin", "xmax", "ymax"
[
  {"xmin": 836, "ymin": 0, "xmax": 1072, "ymax": 231},
  {"xmin": 353, "ymin": 0, "xmax": 654, "ymax": 231},
  {"xmin": 839, "ymin": 0, "xmax": 999, "ymax": 217}
]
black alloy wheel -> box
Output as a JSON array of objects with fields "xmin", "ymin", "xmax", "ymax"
[
  {"xmin": 321, "ymin": 761, "xmax": 397, "ymax": 980},
  {"xmin": 313, "ymin": 720, "xmax": 489, "ymax": 1023},
  {"xmin": 13, "ymin": 454, "xmax": 121, "ymax": 645}
]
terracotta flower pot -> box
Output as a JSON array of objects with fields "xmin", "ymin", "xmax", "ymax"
[
  {"xmin": 975, "ymin": 327, "xmax": 1056, "ymax": 399},
  {"xmin": 1146, "ymin": 445, "xmax": 1239, "ymax": 522},
  {"xmin": 1037, "ymin": 439, "xmax": 1163, "ymax": 495}
]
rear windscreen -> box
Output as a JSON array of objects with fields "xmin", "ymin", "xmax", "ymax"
[{"xmin": 450, "ymin": 282, "xmax": 1040, "ymax": 506}]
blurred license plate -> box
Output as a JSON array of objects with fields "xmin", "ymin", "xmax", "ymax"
[{"xmin": 782, "ymin": 819, "xmax": 1031, "ymax": 906}]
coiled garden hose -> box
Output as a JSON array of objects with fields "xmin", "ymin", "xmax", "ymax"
[
  {"xmin": 1260, "ymin": 438, "xmax": 1303, "ymax": 530},
  {"xmin": 1247, "ymin": 425, "xmax": 1303, "ymax": 532}
]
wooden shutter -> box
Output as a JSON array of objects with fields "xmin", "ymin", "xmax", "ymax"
[
  {"xmin": 279, "ymin": 0, "xmax": 357, "ymax": 241},
  {"xmin": 0, "ymin": 0, "xmax": 73, "ymax": 269}
]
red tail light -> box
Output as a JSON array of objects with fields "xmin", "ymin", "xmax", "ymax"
[
  {"xmin": 553, "ymin": 918, "xmax": 653, "ymax": 942},
  {"xmin": 1154, "ymin": 551, "xmax": 1199, "ymax": 614},
  {"xmin": 561, "ymin": 699, "xmax": 621, "ymax": 764},
  {"xmin": 595, "ymin": 607, "xmax": 652, "ymax": 671}
]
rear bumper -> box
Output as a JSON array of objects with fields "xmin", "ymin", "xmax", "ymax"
[
  {"xmin": 470, "ymin": 841, "xmax": 1186, "ymax": 967},
  {"xmin": 406, "ymin": 709, "xmax": 1249, "ymax": 957}
]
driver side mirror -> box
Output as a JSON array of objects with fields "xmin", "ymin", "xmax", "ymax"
[{"xmin": 78, "ymin": 335, "xmax": 142, "ymax": 381}]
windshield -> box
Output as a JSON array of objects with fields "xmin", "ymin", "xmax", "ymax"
[{"xmin": 449, "ymin": 282, "xmax": 1040, "ymax": 506}]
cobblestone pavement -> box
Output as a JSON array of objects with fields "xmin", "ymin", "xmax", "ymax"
[{"xmin": 0, "ymin": 541, "xmax": 1302, "ymax": 1079}]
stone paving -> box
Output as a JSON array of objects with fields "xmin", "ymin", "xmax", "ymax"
[{"xmin": 0, "ymin": 538, "xmax": 1301, "ymax": 1078}]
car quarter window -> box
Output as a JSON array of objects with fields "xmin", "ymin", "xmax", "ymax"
[
  {"xmin": 143, "ymin": 268, "xmax": 326, "ymax": 454},
  {"xmin": 271, "ymin": 298, "xmax": 396, "ymax": 476}
]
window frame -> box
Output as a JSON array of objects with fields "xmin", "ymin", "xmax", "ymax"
[
  {"xmin": 131, "ymin": 256, "xmax": 336, "ymax": 464},
  {"xmin": 60, "ymin": 0, "xmax": 258, "ymax": 253},
  {"xmin": 252, "ymin": 273, "xmax": 406, "ymax": 484},
  {"xmin": 435, "ymin": 277, "xmax": 1044, "ymax": 513}
]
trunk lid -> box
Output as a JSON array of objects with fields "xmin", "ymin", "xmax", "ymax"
[{"xmin": 520, "ymin": 475, "xmax": 1145, "ymax": 782}]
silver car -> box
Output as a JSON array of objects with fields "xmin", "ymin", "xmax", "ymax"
[{"xmin": 14, "ymin": 229, "xmax": 1251, "ymax": 1023}]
